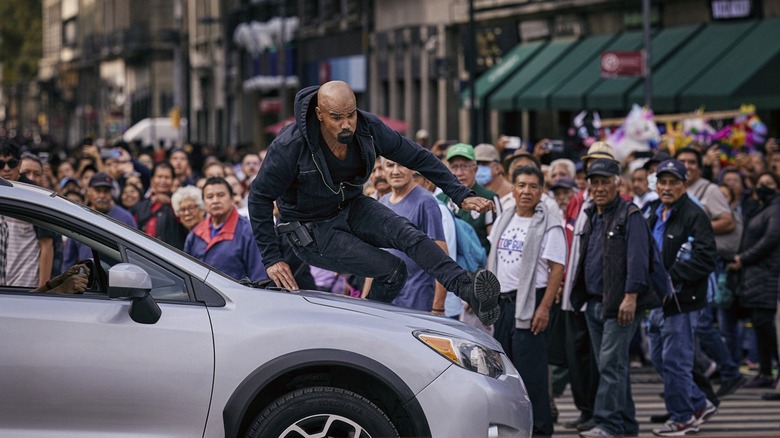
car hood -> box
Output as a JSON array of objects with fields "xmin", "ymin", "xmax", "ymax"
[{"xmin": 297, "ymin": 289, "xmax": 502, "ymax": 350}]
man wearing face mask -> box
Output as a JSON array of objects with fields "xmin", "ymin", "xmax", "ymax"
[
  {"xmin": 249, "ymin": 81, "xmax": 503, "ymax": 326},
  {"xmin": 642, "ymin": 151, "xmax": 671, "ymax": 193},
  {"xmin": 475, "ymin": 143, "xmax": 514, "ymax": 212}
]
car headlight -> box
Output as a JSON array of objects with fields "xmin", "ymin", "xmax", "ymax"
[{"xmin": 414, "ymin": 330, "xmax": 505, "ymax": 378}]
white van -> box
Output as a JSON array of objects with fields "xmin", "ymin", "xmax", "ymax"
[{"xmin": 122, "ymin": 117, "xmax": 187, "ymax": 148}]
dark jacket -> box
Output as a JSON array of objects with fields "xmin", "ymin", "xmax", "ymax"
[
  {"xmin": 736, "ymin": 196, "xmax": 780, "ymax": 310},
  {"xmin": 133, "ymin": 197, "xmax": 188, "ymax": 250},
  {"xmin": 571, "ymin": 197, "xmax": 660, "ymax": 319},
  {"xmin": 648, "ymin": 194, "xmax": 716, "ymax": 317},
  {"xmin": 248, "ymin": 85, "xmax": 473, "ymax": 268}
]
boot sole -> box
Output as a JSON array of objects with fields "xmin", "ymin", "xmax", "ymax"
[{"xmin": 474, "ymin": 269, "xmax": 500, "ymax": 326}]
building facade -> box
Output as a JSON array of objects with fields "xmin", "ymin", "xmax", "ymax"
[{"xmin": 30, "ymin": 0, "xmax": 780, "ymax": 151}]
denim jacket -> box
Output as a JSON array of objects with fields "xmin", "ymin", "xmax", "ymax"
[{"xmin": 249, "ymin": 85, "xmax": 473, "ymax": 268}]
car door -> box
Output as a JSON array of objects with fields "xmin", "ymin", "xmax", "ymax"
[{"xmin": 0, "ymin": 216, "xmax": 214, "ymax": 437}]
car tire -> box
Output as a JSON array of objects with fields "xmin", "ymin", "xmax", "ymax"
[{"xmin": 245, "ymin": 386, "xmax": 400, "ymax": 438}]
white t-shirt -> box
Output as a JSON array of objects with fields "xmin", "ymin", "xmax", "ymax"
[
  {"xmin": 3, "ymin": 216, "xmax": 41, "ymax": 287},
  {"xmin": 491, "ymin": 214, "xmax": 567, "ymax": 292}
]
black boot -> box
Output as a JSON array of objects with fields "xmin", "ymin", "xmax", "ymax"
[{"xmin": 457, "ymin": 269, "xmax": 500, "ymax": 326}]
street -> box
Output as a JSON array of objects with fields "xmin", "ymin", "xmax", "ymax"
[{"xmin": 554, "ymin": 367, "xmax": 780, "ymax": 437}]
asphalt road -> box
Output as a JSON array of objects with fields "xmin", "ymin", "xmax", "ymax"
[{"xmin": 553, "ymin": 367, "xmax": 780, "ymax": 437}]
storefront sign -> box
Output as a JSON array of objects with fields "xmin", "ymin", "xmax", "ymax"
[
  {"xmin": 711, "ymin": 0, "xmax": 758, "ymax": 20},
  {"xmin": 601, "ymin": 51, "xmax": 645, "ymax": 78}
]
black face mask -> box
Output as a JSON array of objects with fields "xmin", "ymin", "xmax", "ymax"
[
  {"xmin": 337, "ymin": 131, "xmax": 354, "ymax": 145},
  {"xmin": 755, "ymin": 185, "xmax": 776, "ymax": 204}
]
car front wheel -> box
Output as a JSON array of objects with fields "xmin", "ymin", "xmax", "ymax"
[{"xmin": 246, "ymin": 386, "xmax": 399, "ymax": 438}]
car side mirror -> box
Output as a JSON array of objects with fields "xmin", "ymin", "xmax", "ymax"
[{"xmin": 108, "ymin": 263, "xmax": 161, "ymax": 324}]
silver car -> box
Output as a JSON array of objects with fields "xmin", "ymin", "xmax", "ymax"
[{"xmin": 0, "ymin": 179, "xmax": 532, "ymax": 437}]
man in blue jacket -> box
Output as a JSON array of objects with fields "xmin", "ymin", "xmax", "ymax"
[
  {"xmin": 249, "ymin": 81, "xmax": 500, "ymax": 325},
  {"xmin": 185, "ymin": 177, "xmax": 268, "ymax": 282},
  {"xmin": 647, "ymin": 159, "xmax": 718, "ymax": 436}
]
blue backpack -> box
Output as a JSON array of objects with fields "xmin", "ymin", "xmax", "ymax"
[{"xmin": 450, "ymin": 211, "xmax": 487, "ymax": 272}]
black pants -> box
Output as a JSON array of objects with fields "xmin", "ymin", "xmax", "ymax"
[
  {"xmin": 494, "ymin": 289, "xmax": 553, "ymax": 437},
  {"xmin": 286, "ymin": 195, "xmax": 465, "ymax": 302},
  {"xmin": 750, "ymin": 307, "xmax": 779, "ymax": 376},
  {"xmin": 563, "ymin": 307, "xmax": 599, "ymax": 420}
]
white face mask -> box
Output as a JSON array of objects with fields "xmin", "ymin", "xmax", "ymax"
[{"xmin": 648, "ymin": 172, "xmax": 657, "ymax": 192}]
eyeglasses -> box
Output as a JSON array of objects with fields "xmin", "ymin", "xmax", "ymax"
[
  {"xmin": 178, "ymin": 205, "xmax": 201, "ymax": 214},
  {"xmin": 449, "ymin": 163, "xmax": 475, "ymax": 172},
  {"xmin": 0, "ymin": 159, "xmax": 20, "ymax": 169}
]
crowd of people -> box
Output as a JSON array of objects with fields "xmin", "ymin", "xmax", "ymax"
[{"xmin": 2, "ymin": 88, "xmax": 780, "ymax": 437}]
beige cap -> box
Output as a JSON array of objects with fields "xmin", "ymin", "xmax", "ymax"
[
  {"xmin": 474, "ymin": 143, "xmax": 501, "ymax": 162},
  {"xmin": 581, "ymin": 141, "xmax": 616, "ymax": 162}
]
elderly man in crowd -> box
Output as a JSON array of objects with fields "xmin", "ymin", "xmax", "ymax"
[
  {"xmin": 647, "ymin": 159, "xmax": 718, "ymax": 436},
  {"xmin": 475, "ymin": 143, "xmax": 515, "ymax": 213},
  {"xmin": 185, "ymin": 177, "xmax": 268, "ymax": 282},
  {"xmin": 63, "ymin": 172, "xmax": 137, "ymax": 269},
  {"xmin": 369, "ymin": 158, "xmax": 447, "ymax": 313},
  {"xmin": 570, "ymin": 158, "xmax": 660, "ymax": 438},
  {"xmin": 438, "ymin": 143, "xmax": 502, "ymax": 254},
  {"xmin": 489, "ymin": 165, "xmax": 566, "ymax": 437}
]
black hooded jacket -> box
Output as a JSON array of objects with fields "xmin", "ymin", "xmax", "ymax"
[{"xmin": 249, "ymin": 85, "xmax": 473, "ymax": 269}]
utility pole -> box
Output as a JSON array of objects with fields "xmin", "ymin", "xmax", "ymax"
[
  {"xmin": 173, "ymin": 0, "xmax": 184, "ymax": 145},
  {"xmin": 279, "ymin": 0, "xmax": 288, "ymax": 121},
  {"xmin": 468, "ymin": 0, "xmax": 477, "ymax": 146},
  {"xmin": 642, "ymin": 0, "xmax": 652, "ymax": 107}
]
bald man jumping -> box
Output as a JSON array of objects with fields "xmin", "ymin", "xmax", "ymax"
[{"xmin": 249, "ymin": 81, "xmax": 501, "ymax": 325}]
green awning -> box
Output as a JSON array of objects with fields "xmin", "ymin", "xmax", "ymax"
[
  {"xmin": 517, "ymin": 34, "xmax": 616, "ymax": 111},
  {"xmin": 627, "ymin": 21, "xmax": 757, "ymax": 112},
  {"xmin": 680, "ymin": 18, "xmax": 780, "ymax": 110},
  {"xmin": 550, "ymin": 31, "xmax": 644, "ymax": 110},
  {"xmin": 459, "ymin": 41, "xmax": 546, "ymax": 109},
  {"xmin": 585, "ymin": 25, "xmax": 701, "ymax": 110},
  {"xmin": 488, "ymin": 39, "xmax": 578, "ymax": 111}
]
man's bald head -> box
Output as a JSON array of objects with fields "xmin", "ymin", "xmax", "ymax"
[
  {"xmin": 317, "ymin": 81, "xmax": 355, "ymax": 108},
  {"xmin": 316, "ymin": 81, "xmax": 358, "ymax": 145}
]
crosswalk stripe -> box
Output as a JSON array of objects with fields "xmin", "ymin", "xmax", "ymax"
[{"xmin": 552, "ymin": 375, "xmax": 780, "ymax": 437}]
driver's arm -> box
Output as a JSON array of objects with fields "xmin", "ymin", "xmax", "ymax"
[{"xmin": 30, "ymin": 263, "xmax": 90, "ymax": 294}]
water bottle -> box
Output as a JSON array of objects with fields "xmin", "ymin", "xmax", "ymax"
[
  {"xmin": 676, "ymin": 236, "xmax": 694, "ymax": 262},
  {"xmin": 673, "ymin": 236, "xmax": 694, "ymax": 297}
]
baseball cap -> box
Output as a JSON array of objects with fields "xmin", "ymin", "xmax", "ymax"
[
  {"xmin": 587, "ymin": 158, "xmax": 620, "ymax": 178},
  {"xmin": 643, "ymin": 151, "xmax": 672, "ymax": 171},
  {"xmin": 550, "ymin": 177, "xmax": 577, "ymax": 191},
  {"xmin": 446, "ymin": 143, "xmax": 476, "ymax": 162},
  {"xmin": 581, "ymin": 141, "xmax": 616, "ymax": 162},
  {"xmin": 474, "ymin": 144, "xmax": 501, "ymax": 162},
  {"xmin": 58, "ymin": 176, "xmax": 81, "ymax": 190},
  {"xmin": 89, "ymin": 172, "xmax": 114, "ymax": 188},
  {"xmin": 655, "ymin": 159, "xmax": 687, "ymax": 182}
]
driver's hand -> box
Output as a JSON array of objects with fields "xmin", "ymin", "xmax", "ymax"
[{"xmin": 51, "ymin": 263, "xmax": 90, "ymax": 294}]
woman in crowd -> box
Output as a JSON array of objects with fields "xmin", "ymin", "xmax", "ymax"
[
  {"xmin": 172, "ymin": 186, "xmax": 206, "ymax": 231},
  {"xmin": 120, "ymin": 183, "xmax": 144, "ymax": 211},
  {"xmin": 132, "ymin": 161, "xmax": 188, "ymax": 250},
  {"xmin": 727, "ymin": 171, "xmax": 780, "ymax": 388}
]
